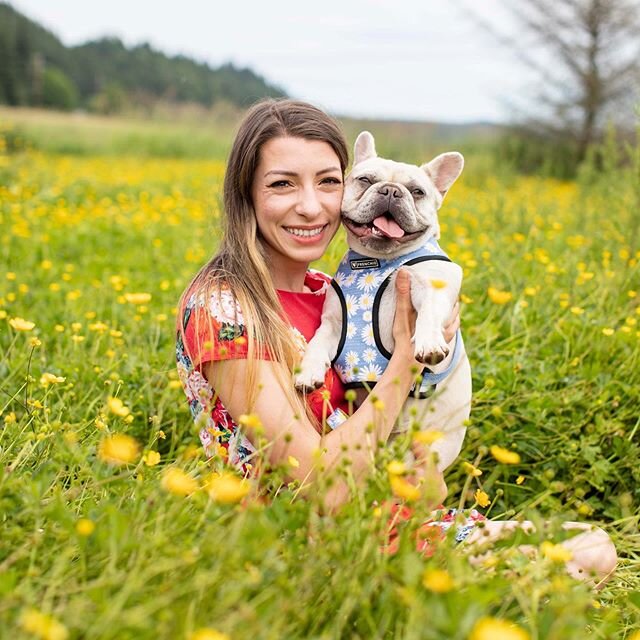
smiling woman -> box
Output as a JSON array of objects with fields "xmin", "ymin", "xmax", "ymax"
[
  {"xmin": 175, "ymin": 99, "xmax": 427, "ymax": 509},
  {"xmin": 251, "ymin": 136, "xmax": 343, "ymax": 291}
]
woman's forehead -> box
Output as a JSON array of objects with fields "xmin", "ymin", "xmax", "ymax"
[{"xmin": 258, "ymin": 137, "xmax": 341, "ymax": 174}]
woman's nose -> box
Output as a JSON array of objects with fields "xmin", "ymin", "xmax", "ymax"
[{"xmin": 295, "ymin": 185, "xmax": 323, "ymax": 217}]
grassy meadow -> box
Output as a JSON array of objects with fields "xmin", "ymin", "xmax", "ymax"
[{"xmin": 1, "ymin": 108, "xmax": 639, "ymax": 639}]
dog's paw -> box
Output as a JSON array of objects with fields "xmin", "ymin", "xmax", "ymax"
[
  {"xmin": 294, "ymin": 359, "xmax": 329, "ymax": 392},
  {"xmin": 414, "ymin": 332, "xmax": 449, "ymax": 366}
]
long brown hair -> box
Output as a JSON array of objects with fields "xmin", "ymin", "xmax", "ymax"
[{"xmin": 179, "ymin": 99, "xmax": 349, "ymax": 415}]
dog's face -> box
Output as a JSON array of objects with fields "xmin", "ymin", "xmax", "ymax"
[{"xmin": 341, "ymin": 131, "xmax": 464, "ymax": 257}]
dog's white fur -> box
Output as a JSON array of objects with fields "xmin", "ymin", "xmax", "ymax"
[{"xmin": 295, "ymin": 132, "xmax": 471, "ymax": 471}]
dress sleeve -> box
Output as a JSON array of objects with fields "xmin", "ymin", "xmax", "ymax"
[{"xmin": 179, "ymin": 285, "xmax": 250, "ymax": 371}]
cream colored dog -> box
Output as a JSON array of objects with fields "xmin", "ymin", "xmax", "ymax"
[{"xmin": 295, "ymin": 131, "xmax": 471, "ymax": 472}]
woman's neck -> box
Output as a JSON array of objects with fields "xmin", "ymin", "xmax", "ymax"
[{"xmin": 269, "ymin": 255, "xmax": 310, "ymax": 293}]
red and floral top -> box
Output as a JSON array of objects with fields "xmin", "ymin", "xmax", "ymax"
[{"xmin": 175, "ymin": 270, "xmax": 348, "ymax": 475}]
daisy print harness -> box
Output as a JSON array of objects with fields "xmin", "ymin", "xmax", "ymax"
[{"xmin": 331, "ymin": 237, "xmax": 462, "ymax": 399}]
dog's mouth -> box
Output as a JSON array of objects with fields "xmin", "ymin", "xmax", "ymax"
[{"xmin": 343, "ymin": 213, "xmax": 424, "ymax": 242}]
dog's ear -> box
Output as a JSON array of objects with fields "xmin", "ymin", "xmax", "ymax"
[
  {"xmin": 354, "ymin": 131, "xmax": 377, "ymax": 165},
  {"xmin": 422, "ymin": 152, "xmax": 464, "ymax": 198}
]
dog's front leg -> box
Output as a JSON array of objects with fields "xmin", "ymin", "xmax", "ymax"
[
  {"xmin": 410, "ymin": 264, "xmax": 462, "ymax": 365},
  {"xmin": 295, "ymin": 287, "xmax": 343, "ymax": 391}
]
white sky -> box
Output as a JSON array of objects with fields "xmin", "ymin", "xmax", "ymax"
[{"xmin": 8, "ymin": 0, "xmax": 523, "ymax": 123}]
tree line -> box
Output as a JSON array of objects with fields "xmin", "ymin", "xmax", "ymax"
[{"xmin": 0, "ymin": 3, "xmax": 286, "ymax": 113}]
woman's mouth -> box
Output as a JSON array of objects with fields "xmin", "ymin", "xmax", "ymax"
[{"xmin": 283, "ymin": 224, "xmax": 328, "ymax": 239}]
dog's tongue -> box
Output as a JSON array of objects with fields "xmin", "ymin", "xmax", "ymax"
[{"xmin": 373, "ymin": 215, "xmax": 405, "ymax": 239}]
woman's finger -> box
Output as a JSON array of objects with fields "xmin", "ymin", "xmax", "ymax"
[{"xmin": 443, "ymin": 301, "xmax": 461, "ymax": 342}]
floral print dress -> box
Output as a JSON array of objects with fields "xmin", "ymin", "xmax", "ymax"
[{"xmin": 175, "ymin": 271, "xmax": 347, "ymax": 475}]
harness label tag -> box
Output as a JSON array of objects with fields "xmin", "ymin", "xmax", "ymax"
[{"xmin": 350, "ymin": 258, "xmax": 380, "ymax": 270}]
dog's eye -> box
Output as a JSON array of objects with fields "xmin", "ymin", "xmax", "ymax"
[
  {"xmin": 357, "ymin": 176, "xmax": 372, "ymax": 185},
  {"xmin": 412, "ymin": 188, "xmax": 425, "ymax": 197}
]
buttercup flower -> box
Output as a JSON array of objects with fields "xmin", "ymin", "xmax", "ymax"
[
  {"xmin": 390, "ymin": 475, "xmax": 420, "ymax": 502},
  {"xmin": 206, "ymin": 471, "xmax": 250, "ymax": 504},
  {"xmin": 40, "ymin": 373, "xmax": 66, "ymax": 387},
  {"xmin": 98, "ymin": 434, "xmax": 140, "ymax": 465},
  {"xmin": 162, "ymin": 467, "xmax": 199, "ymax": 496},
  {"xmin": 541, "ymin": 541, "xmax": 573, "ymax": 563},
  {"xmin": 76, "ymin": 518, "xmax": 95, "ymax": 536},
  {"xmin": 189, "ymin": 629, "xmax": 230, "ymax": 640},
  {"xmin": 19, "ymin": 608, "xmax": 69, "ymax": 640},
  {"xmin": 487, "ymin": 287, "xmax": 513, "ymax": 305},
  {"xmin": 469, "ymin": 617, "xmax": 530, "ymax": 640},
  {"xmin": 490, "ymin": 445, "xmax": 521, "ymax": 465},
  {"xmin": 9, "ymin": 316, "xmax": 35, "ymax": 331},
  {"xmin": 422, "ymin": 568, "xmax": 454, "ymax": 593},
  {"xmin": 474, "ymin": 489, "xmax": 491, "ymax": 507},
  {"xmin": 143, "ymin": 450, "xmax": 161, "ymax": 466},
  {"xmin": 107, "ymin": 397, "xmax": 130, "ymax": 417},
  {"xmin": 124, "ymin": 292, "xmax": 152, "ymax": 305}
]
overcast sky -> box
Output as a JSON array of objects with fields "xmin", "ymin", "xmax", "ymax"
[{"xmin": 8, "ymin": 0, "xmax": 523, "ymax": 123}]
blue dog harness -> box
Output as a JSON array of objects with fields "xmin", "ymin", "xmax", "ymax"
[{"xmin": 331, "ymin": 237, "xmax": 462, "ymax": 398}]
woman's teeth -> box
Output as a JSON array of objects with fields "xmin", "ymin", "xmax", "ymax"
[{"xmin": 285, "ymin": 226, "xmax": 324, "ymax": 237}]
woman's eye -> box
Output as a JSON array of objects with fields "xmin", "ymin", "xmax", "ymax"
[
  {"xmin": 412, "ymin": 188, "xmax": 425, "ymax": 197},
  {"xmin": 322, "ymin": 177, "xmax": 342, "ymax": 185},
  {"xmin": 358, "ymin": 176, "xmax": 372, "ymax": 185},
  {"xmin": 269, "ymin": 180, "xmax": 291, "ymax": 188}
]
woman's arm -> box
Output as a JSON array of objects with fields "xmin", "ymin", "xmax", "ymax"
[{"xmin": 203, "ymin": 269, "xmax": 419, "ymax": 509}]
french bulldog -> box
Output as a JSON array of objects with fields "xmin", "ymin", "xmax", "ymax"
[{"xmin": 295, "ymin": 131, "xmax": 471, "ymax": 472}]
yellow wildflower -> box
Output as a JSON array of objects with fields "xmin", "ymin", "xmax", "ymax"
[
  {"xmin": 469, "ymin": 617, "xmax": 530, "ymax": 640},
  {"xmin": 9, "ymin": 317, "xmax": 35, "ymax": 331},
  {"xmin": 161, "ymin": 467, "xmax": 199, "ymax": 496},
  {"xmin": 474, "ymin": 489, "xmax": 491, "ymax": 507},
  {"xmin": 602, "ymin": 328, "xmax": 614, "ymax": 336},
  {"xmin": 19, "ymin": 609, "xmax": 68, "ymax": 640},
  {"xmin": 288, "ymin": 455, "xmax": 300, "ymax": 468},
  {"xmin": 40, "ymin": 373, "xmax": 66, "ymax": 387},
  {"xmin": 386, "ymin": 460, "xmax": 406, "ymax": 475},
  {"xmin": 98, "ymin": 434, "xmax": 140, "ymax": 465},
  {"xmin": 413, "ymin": 430, "xmax": 443, "ymax": 445},
  {"xmin": 390, "ymin": 475, "xmax": 420, "ymax": 502},
  {"xmin": 463, "ymin": 461, "xmax": 482, "ymax": 477},
  {"xmin": 516, "ymin": 475, "xmax": 525, "ymax": 485},
  {"xmin": 490, "ymin": 445, "xmax": 521, "ymax": 465},
  {"xmin": 76, "ymin": 518, "xmax": 95, "ymax": 537},
  {"xmin": 206, "ymin": 471, "xmax": 250, "ymax": 504},
  {"xmin": 422, "ymin": 568, "xmax": 454, "ymax": 593},
  {"xmin": 143, "ymin": 450, "xmax": 161, "ymax": 467},
  {"xmin": 541, "ymin": 541, "xmax": 573, "ymax": 563},
  {"xmin": 238, "ymin": 413, "xmax": 262, "ymax": 430},
  {"xmin": 4, "ymin": 412, "xmax": 17, "ymax": 425},
  {"xmin": 107, "ymin": 397, "xmax": 130, "ymax": 417},
  {"xmin": 30, "ymin": 337, "xmax": 42, "ymax": 347},
  {"xmin": 124, "ymin": 292, "xmax": 152, "ymax": 305},
  {"xmin": 487, "ymin": 287, "xmax": 512, "ymax": 305},
  {"xmin": 189, "ymin": 629, "xmax": 230, "ymax": 640}
]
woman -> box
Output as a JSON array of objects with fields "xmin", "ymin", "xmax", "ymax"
[{"xmin": 176, "ymin": 98, "xmax": 616, "ymax": 584}]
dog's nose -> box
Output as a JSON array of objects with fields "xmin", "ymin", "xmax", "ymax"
[{"xmin": 377, "ymin": 184, "xmax": 403, "ymax": 199}]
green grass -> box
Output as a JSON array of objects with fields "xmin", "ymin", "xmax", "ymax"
[{"xmin": 0, "ymin": 110, "xmax": 639, "ymax": 639}]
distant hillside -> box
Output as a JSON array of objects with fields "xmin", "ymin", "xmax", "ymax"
[{"xmin": 0, "ymin": 2, "xmax": 286, "ymax": 112}]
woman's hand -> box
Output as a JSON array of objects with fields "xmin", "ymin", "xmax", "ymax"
[
  {"xmin": 443, "ymin": 301, "xmax": 460, "ymax": 343},
  {"xmin": 392, "ymin": 268, "xmax": 417, "ymax": 357}
]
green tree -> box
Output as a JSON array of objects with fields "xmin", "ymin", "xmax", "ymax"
[{"xmin": 41, "ymin": 67, "xmax": 78, "ymax": 110}]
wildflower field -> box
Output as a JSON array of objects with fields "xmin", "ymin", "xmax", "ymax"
[{"xmin": 1, "ymin": 109, "xmax": 639, "ymax": 639}]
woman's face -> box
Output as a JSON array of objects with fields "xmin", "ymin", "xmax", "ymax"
[{"xmin": 251, "ymin": 136, "xmax": 343, "ymax": 273}]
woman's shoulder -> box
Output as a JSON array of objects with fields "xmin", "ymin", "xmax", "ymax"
[{"xmin": 181, "ymin": 281, "xmax": 245, "ymax": 330}]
